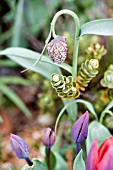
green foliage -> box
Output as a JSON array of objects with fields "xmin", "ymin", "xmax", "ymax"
[
  {"xmin": 50, "ymin": 151, "xmax": 68, "ymax": 170},
  {"xmin": 21, "ymin": 159, "xmax": 48, "ymax": 170},
  {"xmin": 0, "ymin": 75, "xmax": 31, "ymax": 117},
  {"xmin": 86, "ymin": 121, "xmax": 111, "ymax": 154},
  {"xmin": 101, "ymin": 64, "xmax": 113, "ymax": 88},
  {"xmin": 0, "ymin": 84, "xmax": 31, "ymax": 118},
  {"xmin": 73, "ymin": 150, "xmax": 85, "ymax": 170},
  {"xmin": 11, "ymin": 0, "xmax": 24, "ymax": 46},
  {"xmin": 80, "ymin": 19, "xmax": 113, "ymax": 37},
  {"xmin": 7, "ymin": 165, "xmax": 14, "ymax": 170}
]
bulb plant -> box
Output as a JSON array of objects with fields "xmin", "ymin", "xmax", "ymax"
[{"xmin": 1, "ymin": 9, "xmax": 113, "ymax": 170}]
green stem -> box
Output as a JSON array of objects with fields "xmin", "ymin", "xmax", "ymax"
[
  {"xmin": 51, "ymin": 9, "xmax": 80, "ymax": 80},
  {"xmin": 99, "ymin": 110, "xmax": 113, "ymax": 124}
]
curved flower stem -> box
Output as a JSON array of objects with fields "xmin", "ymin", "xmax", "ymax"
[
  {"xmin": 51, "ymin": 9, "xmax": 80, "ymax": 80},
  {"xmin": 99, "ymin": 110, "xmax": 113, "ymax": 124}
]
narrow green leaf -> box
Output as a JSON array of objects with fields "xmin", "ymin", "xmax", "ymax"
[
  {"xmin": 11, "ymin": 0, "xmax": 24, "ymax": 46},
  {"xmin": 86, "ymin": 121, "xmax": 111, "ymax": 154},
  {"xmin": 76, "ymin": 99, "xmax": 98, "ymax": 120},
  {"xmin": 0, "ymin": 76, "xmax": 30, "ymax": 85},
  {"xmin": 7, "ymin": 165, "xmax": 14, "ymax": 170},
  {"xmin": 0, "ymin": 59, "xmax": 17, "ymax": 67},
  {"xmin": 0, "ymin": 84, "xmax": 32, "ymax": 118},
  {"xmin": 0, "ymin": 47, "xmax": 72, "ymax": 74},
  {"xmin": 100, "ymin": 110, "xmax": 113, "ymax": 123},
  {"xmin": 73, "ymin": 150, "xmax": 85, "ymax": 170},
  {"xmin": 80, "ymin": 19, "xmax": 113, "ymax": 37},
  {"xmin": 103, "ymin": 100, "xmax": 113, "ymax": 111}
]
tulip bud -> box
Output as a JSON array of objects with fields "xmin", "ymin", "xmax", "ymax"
[
  {"xmin": 10, "ymin": 133, "xmax": 33, "ymax": 166},
  {"xmin": 71, "ymin": 111, "xmax": 89, "ymax": 153},
  {"xmin": 71, "ymin": 111, "xmax": 89, "ymax": 143},
  {"xmin": 47, "ymin": 35, "xmax": 67, "ymax": 64},
  {"xmin": 42, "ymin": 128, "xmax": 56, "ymax": 148}
]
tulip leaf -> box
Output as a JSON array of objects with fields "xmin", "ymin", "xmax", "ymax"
[
  {"xmin": 21, "ymin": 159, "xmax": 48, "ymax": 170},
  {"xmin": 73, "ymin": 150, "xmax": 85, "ymax": 170},
  {"xmin": 32, "ymin": 159, "xmax": 48, "ymax": 170},
  {"xmin": 80, "ymin": 19, "xmax": 113, "ymax": 37},
  {"xmin": 86, "ymin": 121, "xmax": 111, "ymax": 154}
]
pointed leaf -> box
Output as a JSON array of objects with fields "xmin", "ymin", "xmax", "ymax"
[
  {"xmin": 73, "ymin": 150, "xmax": 85, "ymax": 170},
  {"xmin": 80, "ymin": 19, "xmax": 113, "ymax": 37},
  {"xmin": 86, "ymin": 121, "xmax": 111, "ymax": 154},
  {"xmin": 0, "ymin": 47, "xmax": 72, "ymax": 76}
]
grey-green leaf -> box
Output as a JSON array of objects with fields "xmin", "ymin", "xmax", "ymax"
[
  {"xmin": 73, "ymin": 150, "xmax": 85, "ymax": 170},
  {"xmin": 80, "ymin": 19, "xmax": 113, "ymax": 37},
  {"xmin": 11, "ymin": 0, "xmax": 24, "ymax": 46},
  {"xmin": 0, "ymin": 47, "xmax": 72, "ymax": 76},
  {"xmin": 86, "ymin": 121, "xmax": 111, "ymax": 154}
]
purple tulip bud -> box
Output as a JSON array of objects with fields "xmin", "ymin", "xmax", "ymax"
[
  {"xmin": 42, "ymin": 128, "xmax": 56, "ymax": 148},
  {"xmin": 71, "ymin": 111, "xmax": 89, "ymax": 143},
  {"xmin": 10, "ymin": 133, "xmax": 33, "ymax": 166},
  {"xmin": 71, "ymin": 111, "xmax": 89, "ymax": 154},
  {"xmin": 47, "ymin": 35, "xmax": 67, "ymax": 64}
]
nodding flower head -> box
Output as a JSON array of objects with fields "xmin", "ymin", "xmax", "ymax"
[
  {"xmin": 42, "ymin": 128, "xmax": 56, "ymax": 148},
  {"xmin": 10, "ymin": 133, "xmax": 29, "ymax": 159},
  {"xmin": 47, "ymin": 35, "xmax": 67, "ymax": 64}
]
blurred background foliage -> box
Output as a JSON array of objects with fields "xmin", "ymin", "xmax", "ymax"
[{"xmin": 0, "ymin": 0, "xmax": 113, "ymax": 169}]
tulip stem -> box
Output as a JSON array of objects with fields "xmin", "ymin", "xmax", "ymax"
[
  {"xmin": 51, "ymin": 9, "xmax": 80, "ymax": 80},
  {"xmin": 76, "ymin": 143, "xmax": 81, "ymax": 154},
  {"xmin": 46, "ymin": 147, "xmax": 51, "ymax": 170},
  {"xmin": 25, "ymin": 157, "xmax": 33, "ymax": 166}
]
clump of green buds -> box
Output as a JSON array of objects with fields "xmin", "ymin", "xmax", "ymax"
[
  {"xmin": 100, "ymin": 65, "xmax": 113, "ymax": 101},
  {"xmin": 101, "ymin": 65, "xmax": 113, "ymax": 89},
  {"xmin": 86, "ymin": 43, "xmax": 107, "ymax": 60},
  {"xmin": 77, "ymin": 59, "xmax": 99, "ymax": 91},
  {"xmin": 47, "ymin": 36, "xmax": 67, "ymax": 64},
  {"xmin": 51, "ymin": 74, "xmax": 80, "ymax": 99}
]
